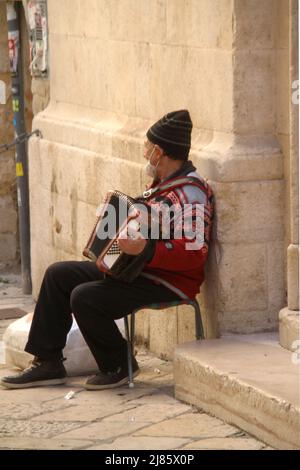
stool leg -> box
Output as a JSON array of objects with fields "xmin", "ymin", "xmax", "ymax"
[
  {"xmin": 130, "ymin": 312, "xmax": 135, "ymax": 356},
  {"xmin": 129, "ymin": 312, "xmax": 136, "ymax": 388},
  {"xmin": 124, "ymin": 315, "xmax": 134, "ymax": 388},
  {"xmin": 193, "ymin": 302, "xmax": 204, "ymax": 340}
]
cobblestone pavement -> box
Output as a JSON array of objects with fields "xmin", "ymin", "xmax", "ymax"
[{"xmin": 0, "ymin": 270, "xmax": 271, "ymax": 450}]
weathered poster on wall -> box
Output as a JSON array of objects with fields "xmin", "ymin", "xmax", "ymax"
[
  {"xmin": 23, "ymin": 0, "xmax": 48, "ymax": 77},
  {"xmin": 8, "ymin": 30, "xmax": 19, "ymax": 74},
  {"xmin": 0, "ymin": 80, "xmax": 6, "ymax": 105},
  {"xmin": 6, "ymin": 2, "xmax": 19, "ymax": 76}
]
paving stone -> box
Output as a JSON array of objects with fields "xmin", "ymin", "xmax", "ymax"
[
  {"xmin": 0, "ymin": 400, "xmax": 74, "ymax": 420},
  {"xmin": 57, "ymin": 389, "xmax": 126, "ymax": 406},
  {"xmin": 53, "ymin": 386, "xmax": 158, "ymax": 408},
  {"xmin": 137, "ymin": 368, "xmax": 172, "ymax": 383},
  {"xmin": 135, "ymin": 412, "xmax": 238, "ymax": 438},
  {"xmin": 137, "ymin": 373, "xmax": 174, "ymax": 387},
  {"xmin": 0, "ymin": 436, "xmax": 95, "ymax": 450},
  {"xmin": 128, "ymin": 391, "xmax": 182, "ymax": 406},
  {"xmin": 0, "ymin": 418, "xmax": 84, "ymax": 438},
  {"xmin": 181, "ymin": 436, "xmax": 266, "ymax": 450},
  {"xmin": 102, "ymin": 403, "xmax": 190, "ymax": 424},
  {"xmin": 86, "ymin": 436, "xmax": 191, "ymax": 450},
  {"xmin": 0, "ymin": 382, "xmax": 74, "ymax": 401},
  {"xmin": 113, "ymin": 385, "xmax": 159, "ymax": 402},
  {"xmin": 0, "ymin": 376, "xmax": 83, "ymax": 403},
  {"xmin": 58, "ymin": 420, "xmax": 151, "ymax": 441},
  {"xmin": 32, "ymin": 401, "xmax": 138, "ymax": 422}
]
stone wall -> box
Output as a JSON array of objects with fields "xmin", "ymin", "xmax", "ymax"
[
  {"xmin": 276, "ymin": 0, "xmax": 291, "ymax": 291},
  {"xmin": 0, "ymin": 1, "xmax": 49, "ymax": 268},
  {"xmin": 0, "ymin": 2, "xmax": 17, "ymax": 266},
  {"xmin": 279, "ymin": 0, "xmax": 299, "ymax": 352},
  {"xmin": 28, "ymin": 0, "xmax": 291, "ymax": 358},
  {"xmin": 31, "ymin": 77, "xmax": 49, "ymax": 116}
]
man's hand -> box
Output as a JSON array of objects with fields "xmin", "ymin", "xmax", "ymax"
[{"xmin": 117, "ymin": 230, "xmax": 147, "ymax": 255}]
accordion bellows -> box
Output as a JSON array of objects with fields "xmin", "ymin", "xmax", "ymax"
[{"xmin": 83, "ymin": 190, "xmax": 152, "ymax": 282}]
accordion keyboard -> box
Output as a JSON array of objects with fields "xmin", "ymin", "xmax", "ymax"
[
  {"xmin": 103, "ymin": 240, "xmax": 121, "ymax": 269},
  {"xmin": 107, "ymin": 240, "xmax": 121, "ymax": 255}
]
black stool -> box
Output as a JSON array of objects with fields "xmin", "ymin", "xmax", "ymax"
[{"xmin": 123, "ymin": 299, "xmax": 204, "ymax": 388}]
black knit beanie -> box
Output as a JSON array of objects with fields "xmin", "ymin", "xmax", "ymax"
[{"xmin": 146, "ymin": 110, "xmax": 193, "ymax": 160}]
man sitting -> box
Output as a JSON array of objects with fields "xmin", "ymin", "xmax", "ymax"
[{"xmin": 1, "ymin": 110, "xmax": 213, "ymax": 390}]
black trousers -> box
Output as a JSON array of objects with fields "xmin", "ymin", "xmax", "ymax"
[{"xmin": 25, "ymin": 261, "xmax": 179, "ymax": 372}]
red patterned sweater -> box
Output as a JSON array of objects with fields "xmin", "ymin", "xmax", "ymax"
[{"xmin": 141, "ymin": 161, "xmax": 214, "ymax": 300}]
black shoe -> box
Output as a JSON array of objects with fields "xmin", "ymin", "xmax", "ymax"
[
  {"xmin": 0, "ymin": 358, "xmax": 67, "ymax": 389},
  {"xmin": 85, "ymin": 357, "xmax": 140, "ymax": 390}
]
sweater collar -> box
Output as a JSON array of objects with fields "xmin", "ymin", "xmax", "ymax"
[{"xmin": 151, "ymin": 160, "xmax": 196, "ymax": 187}]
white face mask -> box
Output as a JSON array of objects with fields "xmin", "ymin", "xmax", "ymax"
[
  {"xmin": 145, "ymin": 146, "xmax": 159, "ymax": 178},
  {"xmin": 145, "ymin": 161, "xmax": 156, "ymax": 178}
]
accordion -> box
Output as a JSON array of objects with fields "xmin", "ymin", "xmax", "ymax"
[{"xmin": 83, "ymin": 190, "xmax": 152, "ymax": 282}]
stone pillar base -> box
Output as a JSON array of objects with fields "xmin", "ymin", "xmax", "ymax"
[{"xmin": 279, "ymin": 307, "xmax": 300, "ymax": 351}]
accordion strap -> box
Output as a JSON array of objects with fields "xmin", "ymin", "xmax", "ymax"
[{"xmin": 142, "ymin": 176, "xmax": 206, "ymax": 199}]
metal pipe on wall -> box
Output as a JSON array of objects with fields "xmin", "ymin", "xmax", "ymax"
[{"xmin": 6, "ymin": 1, "xmax": 31, "ymax": 294}]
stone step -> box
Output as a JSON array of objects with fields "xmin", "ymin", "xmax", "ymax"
[{"xmin": 174, "ymin": 333, "xmax": 300, "ymax": 450}]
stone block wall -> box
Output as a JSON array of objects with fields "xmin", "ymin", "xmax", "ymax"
[
  {"xmin": 31, "ymin": 77, "xmax": 49, "ymax": 116},
  {"xmin": 0, "ymin": 2, "xmax": 17, "ymax": 265}
]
